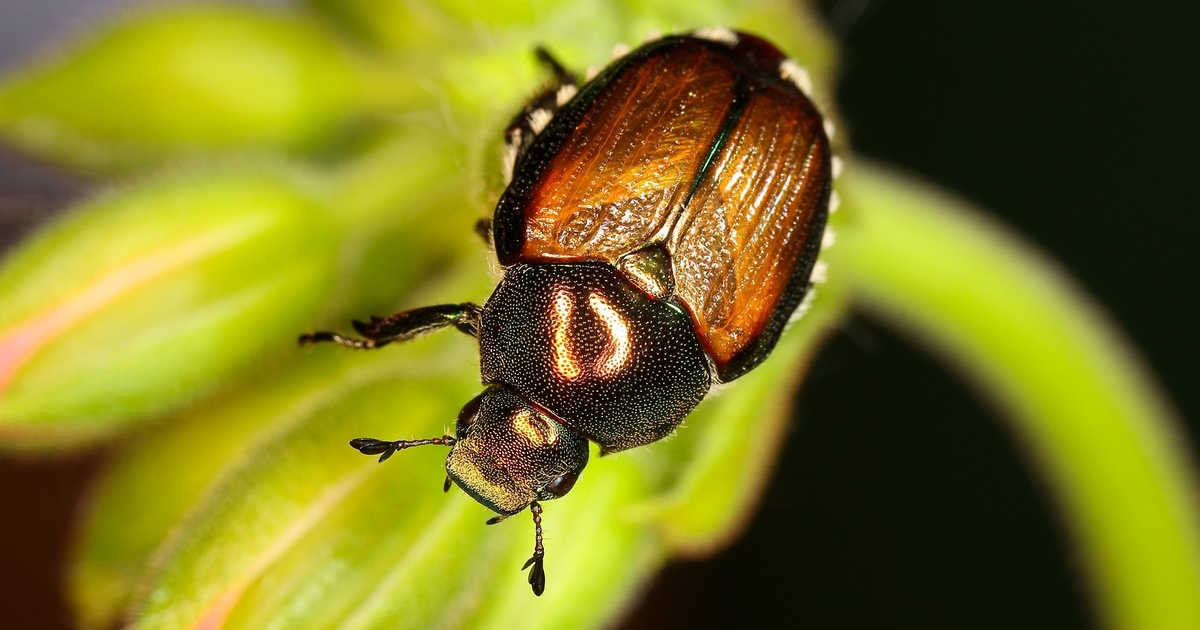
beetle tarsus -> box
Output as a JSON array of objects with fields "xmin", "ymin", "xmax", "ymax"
[
  {"xmin": 522, "ymin": 555, "xmax": 545, "ymax": 596},
  {"xmin": 475, "ymin": 217, "xmax": 493, "ymax": 246},
  {"xmin": 349, "ymin": 435, "xmax": 456, "ymax": 463},
  {"xmin": 534, "ymin": 47, "xmax": 574, "ymax": 85},
  {"xmin": 523, "ymin": 501, "xmax": 547, "ymax": 596}
]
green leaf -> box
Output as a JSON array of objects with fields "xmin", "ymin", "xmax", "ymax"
[
  {"xmin": 324, "ymin": 131, "xmax": 482, "ymax": 316},
  {"xmin": 305, "ymin": 0, "xmax": 462, "ymax": 51},
  {"xmin": 125, "ymin": 361, "xmax": 479, "ymax": 630},
  {"xmin": 67, "ymin": 346, "xmax": 405, "ymax": 629},
  {"xmin": 67, "ymin": 269, "xmax": 493, "ymax": 628},
  {"xmin": 0, "ymin": 166, "xmax": 341, "ymax": 448},
  {"xmin": 0, "ymin": 6, "xmax": 413, "ymax": 171},
  {"xmin": 308, "ymin": 0, "xmax": 836, "ymax": 131}
]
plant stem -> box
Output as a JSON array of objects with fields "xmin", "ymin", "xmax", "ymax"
[{"xmin": 833, "ymin": 162, "xmax": 1200, "ymax": 630}]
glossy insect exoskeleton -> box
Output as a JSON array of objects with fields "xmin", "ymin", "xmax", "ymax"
[{"xmin": 301, "ymin": 28, "xmax": 833, "ymax": 596}]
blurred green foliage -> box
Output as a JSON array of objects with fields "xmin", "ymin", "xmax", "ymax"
[
  {"xmin": 0, "ymin": 7, "xmax": 416, "ymax": 171},
  {"xmin": 0, "ymin": 167, "xmax": 341, "ymax": 445},
  {"xmin": 0, "ymin": 1, "xmax": 1195, "ymax": 629}
]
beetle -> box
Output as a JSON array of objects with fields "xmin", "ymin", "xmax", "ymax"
[{"xmin": 301, "ymin": 27, "xmax": 833, "ymax": 596}]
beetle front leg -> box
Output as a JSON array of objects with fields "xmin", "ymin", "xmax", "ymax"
[
  {"xmin": 474, "ymin": 217, "xmax": 493, "ymax": 246},
  {"xmin": 501, "ymin": 47, "xmax": 579, "ymax": 186},
  {"xmin": 534, "ymin": 47, "xmax": 575, "ymax": 86},
  {"xmin": 299, "ymin": 303, "xmax": 482, "ymax": 349}
]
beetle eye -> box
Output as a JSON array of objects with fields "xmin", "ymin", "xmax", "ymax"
[
  {"xmin": 545, "ymin": 470, "xmax": 580, "ymax": 497},
  {"xmin": 457, "ymin": 392, "xmax": 485, "ymax": 433}
]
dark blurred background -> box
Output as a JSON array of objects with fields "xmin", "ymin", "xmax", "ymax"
[{"xmin": 1, "ymin": 1, "xmax": 1196, "ymax": 629}]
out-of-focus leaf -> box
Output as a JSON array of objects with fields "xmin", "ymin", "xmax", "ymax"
[
  {"xmin": 325, "ymin": 130, "xmax": 480, "ymax": 316},
  {"xmin": 126, "ymin": 356, "xmax": 479, "ymax": 630},
  {"xmin": 0, "ymin": 167, "xmax": 341, "ymax": 448},
  {"xmin": 306, "ymin": 0, "xmax": 458, "ymax": 52},
  {"xmin": 71, "ymin": 333, "xmax": 465, "ymax": 627},
  {"xmin": 0, "ymin": 6, "xmax": 413, "ymax": 171},
  {"xmin": 307, "ymin": 0, "xmax": 836, "ymax": 132}
]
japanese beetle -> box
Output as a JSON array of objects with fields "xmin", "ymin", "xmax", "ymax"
[{"xmin": 301, "ymin": 27, "xmax": 833, "ymax": 596}]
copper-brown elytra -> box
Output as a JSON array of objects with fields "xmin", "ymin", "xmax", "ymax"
[{"xmin": 301, "ymin": 28, "xmax": 832, "ymax": 596}]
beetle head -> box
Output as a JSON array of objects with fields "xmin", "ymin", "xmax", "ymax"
[{"xmin": 446, "ymin": 387, "xmax": 589, "ymax": 515}]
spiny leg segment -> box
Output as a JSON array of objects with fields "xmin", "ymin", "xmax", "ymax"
[
  {"xmin": 535, "ymin": 46, "xmax": 574, "ymax": 85},
  {"xmin": 299, "ymin": 303, "xmax": 482, "ymax": 349}
]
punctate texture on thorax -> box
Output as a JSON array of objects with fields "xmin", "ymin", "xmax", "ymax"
[{"xmin": 480, "ymin": 262, "xmax": 710, "ymax": 453}]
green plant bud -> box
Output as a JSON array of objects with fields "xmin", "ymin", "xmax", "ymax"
[
  {"xmin": 0, "ymin": 167, "xmax": 342, "ymax": 448},
  {"xmin": 0, "ymin": 7, "xmax": 412, "ymax": 171},
  {"xmin": 307, "ymin": 0, "xmax": 834, "ymax": 129},
  {"xmin": 68, "ymin": 268, "xmax": 492, "ymax": 629},
  {"xmin": 440, "ymin": 0, "xmax": 834, "ymax": 128},
  {"xmin": 326, "ymin": 131, "xmax": 481, "ymax": 316},
  {"xmin": 68, "ymin": 318, "xmax": 474, "ymax": 629}
]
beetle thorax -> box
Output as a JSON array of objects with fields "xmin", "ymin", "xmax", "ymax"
[{"xmin": 479, "ymin": 262, "xmax": 712, "ymax": 453}]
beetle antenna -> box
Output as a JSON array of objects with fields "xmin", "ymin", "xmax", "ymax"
[
  {"xmin": 349, "ymin": 435, "xmax": 456, "ymax": 463},
  {"xmin": 521, "ymin": 501, "xmax": 547, "ymax": 596}
]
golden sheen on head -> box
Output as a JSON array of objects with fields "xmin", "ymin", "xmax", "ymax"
[{"xmin": 446, "ymin": 387, "xmax": 589, "ymax": 515}]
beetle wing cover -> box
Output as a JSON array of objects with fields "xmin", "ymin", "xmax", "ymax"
[
  {"xmin": 495, "ymin": 36, "xmax": 830, "ymax": 381},
  {"xmin": 669, "ymin": 82, "xmax": 829, "ymax": 378},
  {"xmin": 506, "ymin": 43, "xmax": 738, "ymax": 262}
]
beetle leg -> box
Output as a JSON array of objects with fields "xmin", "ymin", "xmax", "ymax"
[
  {"xmin": 521, "ymin": 501, "xmax": 547, "ymax": 596},
  {"xmin": 501, "ymin": 48, "xmax": 580, "ymax": 185},
  {"xmin": 348, "ymin": 435, "xmax": 456, "ymax": 463},
  {"xmin": 474, "ymin": 217, "xmax": 493, "ymax": 246},
  {"xmin": 534, "ymin": 47, "xmax": 575, "ymax": 86},
  {"xmin": 299, "ymin": 303, "xmax": 482, "ymax": 349}
]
